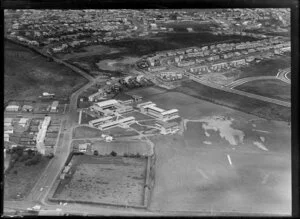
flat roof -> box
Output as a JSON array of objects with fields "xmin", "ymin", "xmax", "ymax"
[
  {"xmin": 156, "ymin": 120, "xmax": 179, "ymax": 128},
  {"xmin": 90, "ymin": 116, "xmax": 114, "ymax": 124},
  {"xmin": 146, "ymin": 105, "xmax": 165, "ymax": 113},
  {"xmin": 95, "ymin": 99, "xmax": 119, "ymax": 108},
  {"xmin": 161, "ymin": 109, "xmax": 179, "ymax": 115},
  {"xmin": 100, "ymin": 116, "xmax": 135, "ymax": 128},
  {"xmin": 4, "ymin": 118, "xmax": 13, "ymax": 123},
  {"xmin": 136, "ymin": 101, "xmax": 154, "ymax": 107}
]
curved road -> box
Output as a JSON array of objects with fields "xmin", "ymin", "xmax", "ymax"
[{"xmin": 226, "ymin": 68, "xmax": 291, "ymax": 89}]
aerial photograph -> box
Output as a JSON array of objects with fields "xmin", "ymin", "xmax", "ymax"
[{"xmin": 3, "ymin": 8, "xmax": 291, "ymax": 216}]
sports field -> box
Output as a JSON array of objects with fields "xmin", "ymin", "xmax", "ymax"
[
  {"xmin": 126, "ymin": 87, "xmax": 291, "ymax": 214},
  {"xmin": 235, "ymin": 79, "xmax": 290, "ymax": 102}
]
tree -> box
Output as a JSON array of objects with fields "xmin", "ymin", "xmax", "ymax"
[{"xmin": 110, "ymin": 151, "xmax": 117, "ymax": 157}]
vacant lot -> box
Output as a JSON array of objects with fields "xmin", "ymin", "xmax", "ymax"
[
  {"xmin": 73, "ymin": 126, "xmax": 102, "ymax": 139},
  {"xmin": 234, "ymin": 56, "xmax": 291, "ymax": 80},
  {"xmin": 174, "ymin": 80, "xmax": 291, "ymax": 122},
  {"xmin": 53, "ymin": 155, "xmax": 147, "ymax": 206},
  {"xmin": 235, "ymin": 79, "xmax": 290, "ymax": 102},
  {"xmin": 4, "ymin": 157, "xmax": 50, "ymax": 200},
  {"xmin": 4, "ymin": 41, "xmax": 88, "ymax": 103},
  {"xmin": 92, "ymin": 140, "xmax": 152, "ymax": 156}
]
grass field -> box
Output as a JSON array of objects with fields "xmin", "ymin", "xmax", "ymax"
[
  {"xmin": 235, "ymin": 79, "xmax": 290, "ymax": 102},
  {"xmin": 4, "ymin": 157, "xmax": 50, "ymax": 200},
  {"xmin": 80, "ymin": 112, "xmax": 96, "ymax": 124},
  {"xmin": 148, "ymin": 96, "xmax": 291, "ymax": 214},
  {"xmin": 174, "ymin": 80, "xmax": 290, "ymax": 122},
  {"xmin": 53, "ymin": 155, "xmax": 147, "ymax": 206},
  {"xmin": 233, "ymin": 56, "xmax": 291, "ymax": 80},
  {"xmin": 4, "ymin": 41, "xmax": 88, "ymax": 103},
  {"xmin": 73, "ymin": 126, "xmax": 102, "ymax": 139},
  {"xmin": 104, "ymin": 126, "xmax": 139, "ymax": 137}
]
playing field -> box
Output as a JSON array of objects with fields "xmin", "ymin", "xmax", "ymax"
[
  {"xmin": 235, "ymin": 79, "xmax": 290, "ymax": 102},
  {"xmin": 126, "ymin": 87, "xmax": 291, "ymax": 215},
  {"xmin": 53, "ymin": 155, "xmax": 147, "ymax": 206}
]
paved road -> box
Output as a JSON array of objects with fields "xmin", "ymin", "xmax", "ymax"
[
  {"xmin": 226, "ymin": 68, "xmax": 291, "ymax": 89},
  {"xmin": 187, "ymin": 73, "xmax": 291, "ymax": 107}
]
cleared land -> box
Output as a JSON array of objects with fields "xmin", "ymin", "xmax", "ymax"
[
  {"xmin": 4, "ymin": 41, "xmax": 88, "ymax": 103},
  {"xmin": 4, "ymin": 157, "xmax": 50, "ymax": 200},
  {"xmin": 143, "ymin": 90, "xmax": 291, "ymax": 214},
  {"xmin": 73, "ymin": 126, "xmax": 102, "ymax": 139},
  {"xmin": 235, "ymin": 79, "xmax": 290, "ymax": 102},
  {"xmin": 53, "ymin": 155, "xmax": 147, "ymax": 206},
  {"xmin": 173, "ymin": 80, "xmax": 290, "ymax": 122}
]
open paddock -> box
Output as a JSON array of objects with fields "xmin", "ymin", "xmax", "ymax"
[{"xmin": 52, "ymin": 155, "xmax": 147, "ymax": 206}]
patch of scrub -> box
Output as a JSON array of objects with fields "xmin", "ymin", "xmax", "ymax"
[
  {"xmin": 183, "ymin": 115, "xmax": 245, "ymax": 146},
  {"xmin": 253, "ymin": 141, "xmax": 268, "ymax": 151}
]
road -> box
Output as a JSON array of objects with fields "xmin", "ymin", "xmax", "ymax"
[
  {"xmin": 226, "ymin": 68, "xmax": 291, "ymax": 89},
  {"xmin": 187, "ymin": 73, "xmax": 291, "ymax": 107}
]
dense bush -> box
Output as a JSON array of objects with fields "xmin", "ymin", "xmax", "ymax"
[
  {"xmin": 110, "ymin": 151, "xmax": 117, "ymax": 157},
  {"xmin": 25, "ymin": 153, "xmax": 42, "ymax": 166}
]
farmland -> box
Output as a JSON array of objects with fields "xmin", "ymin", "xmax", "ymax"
[
  {"xmin": 4, "ymin": 41, "xmax": 88, "ymax": 103},
  {"xmin": 235, "ymin": 79, "xmax": 290, "ymax": 102},
  {"xmin": 52, "ymin": 155, "xmax": 147, "ymax": 206}
]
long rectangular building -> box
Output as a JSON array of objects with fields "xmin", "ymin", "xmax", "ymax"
[
  {"xmin": 98, "ymin": 116, "xmax": 135, "ymax": 130},
  {"xmin": 137, "ymin": 101, "xmax": 180, "ymax": 121},
  {"xmin": 89, "ymin": 116, "xmax": 114, "ymax": 127}
]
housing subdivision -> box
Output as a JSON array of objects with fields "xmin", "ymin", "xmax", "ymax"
[{"xmin": 136, "ymin": 36, "xmax": 290, "ymax": 88}]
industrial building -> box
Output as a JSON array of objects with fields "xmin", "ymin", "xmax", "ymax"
[
  {"xmin": 137, "ymin": 101, "xmax": 180, "ymax": 121},
  {"xmin": 155, "ymin": 120, "xmax": 180, "ymax": 135}
]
